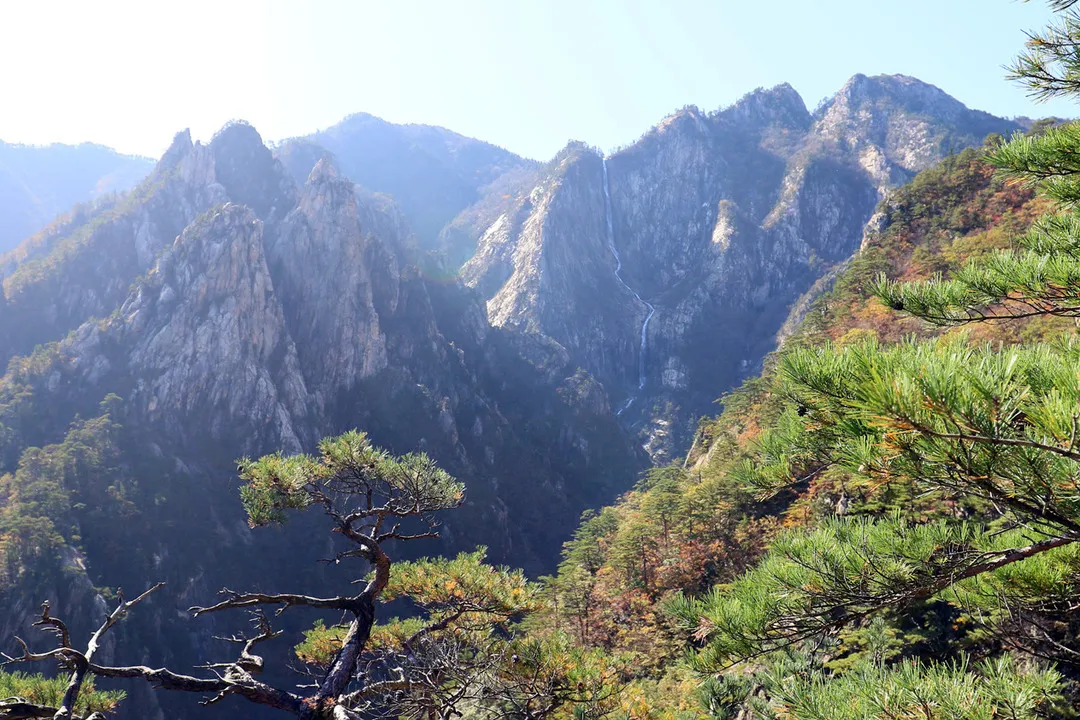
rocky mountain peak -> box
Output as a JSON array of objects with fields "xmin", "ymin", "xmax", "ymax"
[
  {"xmin": 654, "ymin": 105, "xmax": 711, "ymax": 137},
  {"xmin": 812, "ymin": 73, "xmax": 1020, "ymax": 187},
  {"xmin": 719, "ymin": 83, "xmax": 811, "ymax": 132},
  {"xmin": 0, "ymin": 122, "xmax": 301, "ymax": 368},
  {"xmin": 157, "ymin": 128, "xmax": 195, "ymax": 172},
  {"xmin": 209, "ymin": 122, "xmax": 295, "ymax": 220},
  {"xmin": 0, "ymin": 119, "xmax": 648, "ymax": 720},
  {"xmin": 306, "ymin": 155, "xmax": 342, "ymax": 185},
  {"xmin": 266, "ymin": 155, "xmax": 396, "ymax": 404},
  {"xmin": 548, "ymin": 140, "xmax": 596, "ymax": 168},
  {"xmin": 830, "ymin": 73, "xmax": 969, "ymax": 121},
  {"xmin": 297, "ymin": 155, "xmax": 356, "ymax": 211},
  {"xmin": 66, "ymin": 202, "xmax": 314, "ymax": 453},
  {"xmin": 276, "ymin": 139, "xmax": 337, "ymax": 187},
  {"xmin": 150, "ymin": 202, "xmax": 265, "ymax": 297},
  {"xmin": 463, "ymin": 74, "xmax": 1022, "ymax": 460}
]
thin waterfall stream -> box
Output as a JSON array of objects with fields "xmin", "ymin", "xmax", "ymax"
[{"xmin": 602, "ymin": 156, "xmax": 656, "ymax": 415}]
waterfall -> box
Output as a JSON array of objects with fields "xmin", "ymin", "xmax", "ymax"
[{"xmin": 602, "ymin": 156, "xmax": 656, "ymax": 415}]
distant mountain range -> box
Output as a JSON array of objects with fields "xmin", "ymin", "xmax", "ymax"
[
  {"xmin": 0, "ymin": 141, "xmax": 153, "ymax": 253},
  {"xmin": 278, "ymin": 115, "xmax": 540, "ymax": 266}
]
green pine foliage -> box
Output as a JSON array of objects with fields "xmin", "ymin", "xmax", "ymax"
[
  {"xmin": 0, "ymin": 669, "xmax": 124, "ymax": 716},
  {"xmin": 528, "ymin": 142, "xmax": 1051, "ymax": 716},
  {"xmin": 0, "ymin": 401, "xmax": 134, "ymax": 593},
  {"xmin": 699, "ymin": 654, "xmax": 1067, "ymax": 720},
  {"xmin": 670, "ymin": 517, "xmax": 1080, "ymax": 670},
  {"xmin": 296, "ymin": 549, "xmax": 624, "ymax": 720},
  {"xmin": 9, "ymin": 6, "xmax": 1080, "ymax": 719},
  {"xmin": 237, "ymin": 430, "xmax": 464, "ymax": 528}
]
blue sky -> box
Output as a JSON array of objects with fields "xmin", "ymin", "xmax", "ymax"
[{"xmin": 0, "ymin": 1, "xmax": 1071, "ymax": 161}]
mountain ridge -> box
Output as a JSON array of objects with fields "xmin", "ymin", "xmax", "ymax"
[
  {"xmin": 460, "ymin": 73, "xmax": 1023, "ymax": 460},
  {"xmin": 530, "ymin": 142, "xmax": 1054, "ymax": 716}
]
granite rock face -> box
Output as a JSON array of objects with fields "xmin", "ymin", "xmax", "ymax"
[
  {"xmin": 461, "ymin": 75, "xmax": 1020, "ymax": 460},
  {"xmin": 268, "ymin": 160, "xmax": 393, "ymax": 402},
  {"xmin": 65, "ymin": 204, "xmax": 316, "ymax": 454},
  {"xmin": 0, "ymin": 124, "xmax": 288, "ymax": 367},
  {"xmin": 0, "ymin": 73, "xmax": 1025, "ymax": 718}
]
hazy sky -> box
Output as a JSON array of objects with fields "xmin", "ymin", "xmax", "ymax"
[{"xmin": 0, "ymin": 1, "xmax": 1072, "ymax": 161}]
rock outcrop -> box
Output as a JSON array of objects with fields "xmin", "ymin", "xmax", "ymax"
[
  {"xmin": 0, "ymin": 119, "xmax": 646, "ymax": 718},
  {"xmin": 66, "ymin": 204, "xmax": 316, "ymax": 453},
  {"xmin": 267, "ymin": 160, "xmax": 393, "ymax": 401},
  {"xmin": 0, "ymin": 125, "xmax": 274, "ymax": 366},
  {"xmin": 0, "ymin": 73, "xmax": 1028, "ymax": 718},
  {"xmin": 0, "ymin": 121, "xmax": 644, "ymax": 572}
]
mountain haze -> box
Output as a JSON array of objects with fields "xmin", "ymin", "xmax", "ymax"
[
  {"xmin": 277, "ymin": 114, "xmax": 541, "ymax": 267},
  {"xmin": 0, "ymin": 122, "xmax": 640, "ymax": 718},
  {"xmin": 0, "ymin": 141, "xmax": 153, "ymax": 254}
]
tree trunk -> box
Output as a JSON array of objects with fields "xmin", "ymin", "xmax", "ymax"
[{"xmin": 299, "ymin": 595, "xmax": 376, "ymax": 720}]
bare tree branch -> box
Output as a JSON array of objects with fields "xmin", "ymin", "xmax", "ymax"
[
  {"xmin": 0, "ymin": 699, "xmax": 103, "ymax": 720},
  {"xmin": 52, "ymin": 583, "xmax": 165, "ymax": 720},
  {"xmin": 31, "ymin": 604, "xmax": 70, "ymax": 651},
  {"xmin": 190, "ymin": 589, "xmax": 367, "ymax": 617}
]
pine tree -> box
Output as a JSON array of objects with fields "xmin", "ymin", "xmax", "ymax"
[{"xmin": 2, "ymin": 432, "xmax": 619, "ymax": 720}]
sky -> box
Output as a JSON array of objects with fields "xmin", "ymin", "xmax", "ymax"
[{"xmin": 0, "ymin": 1, "xmax": 1073, "ymax": 161}]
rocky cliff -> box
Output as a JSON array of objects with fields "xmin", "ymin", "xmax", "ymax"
[
  {"xmin": 2, "ymin": 118, "xmax": 643, "ymax": 564},
  {"xmin": 0, "ymin": 73, "xmax": 1029, "ymax": 718},
  {"xmin": 0, "ymin": 125, "xmax": 275, "ymax": 365},
  {"xmin": 461, "ymin": 75, "xmax": 1021, "ymax": 460}
]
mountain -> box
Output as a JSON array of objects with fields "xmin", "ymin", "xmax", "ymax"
[
  {"xmin": 460, "ymin": 74, "xmax": 1022, "ymax": 461},
  {"xmin": 0, "ymin": 140, "xmax": 153, "ymax": 254},
  {"xmin": 1, "ymin": 121, "xmax": 642, "ymax": 566},
  {"xmin": 276, "ymin": 114, "xmax": 541, "ymax": 266},
  {"xmin": 0, "ymin": 123, "xmax": 641, "ymax": 719},
  {"xmin": 0, "ymin": 73, "xmax": 1030, "ymax": 718},
  {"xmin": 532, "ymin": 142, "xmax": 1054, "ymax": 715}
]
